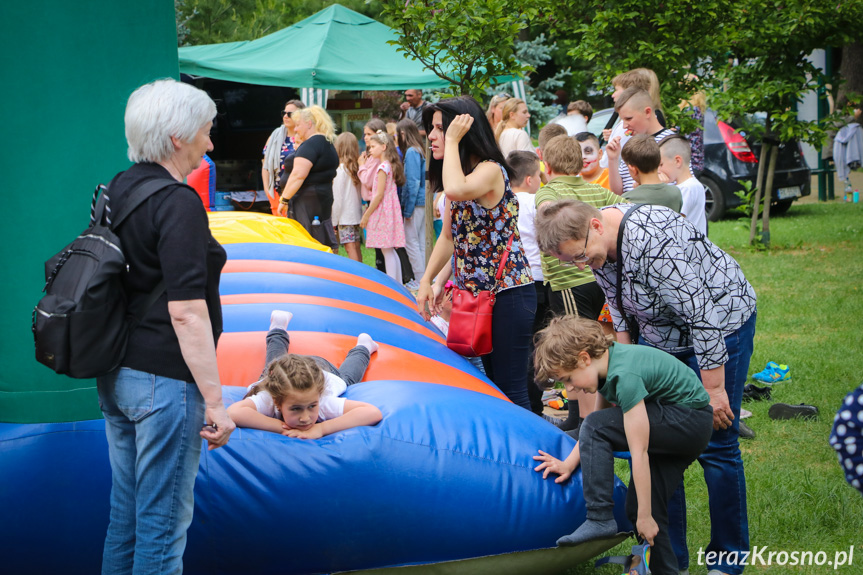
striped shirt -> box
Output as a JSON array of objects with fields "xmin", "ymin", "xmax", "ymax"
[
  {"xmin": 618, "ymin": 128, "xmax": 677, "ymax": 193},
  {"xmin": 535, "ymin": 176, "xmax": 627, "ymax": 291}
]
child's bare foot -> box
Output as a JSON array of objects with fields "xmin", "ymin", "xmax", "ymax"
[
  {"xmin": 357, "ymin": 333, "xmax": 379, "ymax": 355},
  {"xmin": 270, "ymin": 310, "xmax": 293, "ymax": 332}
]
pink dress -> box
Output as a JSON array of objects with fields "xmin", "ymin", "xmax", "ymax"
[{"xmin": 364, "ymin": 162, "xmax": 406, "ymax": 249}]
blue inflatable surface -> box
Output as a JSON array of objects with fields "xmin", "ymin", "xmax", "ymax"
[{"xmin": 0, "ymin": 240, "xmax": 631, "ymax": 574}]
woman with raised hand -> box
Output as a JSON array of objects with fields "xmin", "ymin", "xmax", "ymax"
[{"xmin": 417, "ymin": 96, "xmax": 536, "ymax": 409}]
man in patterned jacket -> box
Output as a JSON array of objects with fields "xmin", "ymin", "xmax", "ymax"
[{"xmin": 535, "ymin": 199, "xmax": 756, "ymax": 575}]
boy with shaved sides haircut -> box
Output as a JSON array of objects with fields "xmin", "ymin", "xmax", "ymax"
[
  {"xmin": 659, "ymin": 135, "xmax": 707, "ymax": 235},
  {"xmin": 607, "ymin": 87, "xmax": 676, "ymax": 195},
  {"xmin": 535, "ymin": 134, "xmax": 626, "ymax": 431},
  {"xmin": 621, "ymin": 135, "xmax": 682, "ymax": 212}
]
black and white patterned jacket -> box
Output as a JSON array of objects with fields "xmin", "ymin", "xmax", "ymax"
[{"xmin": 595, "ymin": 204, "xmax": 756, "ymax": 370}]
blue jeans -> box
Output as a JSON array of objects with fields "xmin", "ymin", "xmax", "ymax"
[
  {"xmin": 481, "ymin": 284, "xmax": 536, "ymax": 410},
  {"xmin": 97, "ymin": 368, "xmax": 205, "ymax": 575},
  {"xmin": 665, "ymin": 311, "xmax": 756, "ymax": 574}
]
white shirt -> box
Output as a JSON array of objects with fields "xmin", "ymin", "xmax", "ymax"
[
  {"xmin": 676, "ymin": 176, "xmax": 708, "ymax": 235},
  {"xmin": 248, "ymin": 371, "xmax": 347, "ymax": 422},
  {"xmin": 498, "ymin": 128, "xmax": 535, "ymax": 157},
  {"xmin": 331, "ymin": 164, "xmax": 363, "ymax": 226},
  {"xmin": 514, "ymin": 191, "xmax": 543, "ymax": 281},
  {"xmin": 551, "ymin": 114, "xmax": 588, "ymax": 136}
]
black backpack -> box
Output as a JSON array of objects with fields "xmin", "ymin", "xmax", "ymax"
[{"xmin": 33, "ymin": 178, "xmax": 178, "ymax": 378}]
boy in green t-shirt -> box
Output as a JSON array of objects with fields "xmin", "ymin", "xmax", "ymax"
[
  {"xmin": 535, "ymin": 134, "xmax": 625, "ymax": 430},
  {"xmin": 533, "ymin": 316, "xmax": 713, "ymax": 575}
]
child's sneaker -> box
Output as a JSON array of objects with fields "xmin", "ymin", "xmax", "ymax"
[{"xmin": 752, "ymin": 361, "xmax": 791, "ymax": 384}]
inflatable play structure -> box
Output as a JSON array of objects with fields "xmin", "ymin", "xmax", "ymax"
[{"xmin": 1, "ymin": 212, "xmax": 632, "ymax": 574}]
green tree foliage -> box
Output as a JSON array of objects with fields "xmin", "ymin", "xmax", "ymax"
[
  {"xmin": 711, "ymin": 0, "xmax": 856, "ymax": 146},
  {"xmin": 177, "ymin": 0, "xmax": 389, "ymax": 46},
  {"xmin": 380, "ymin": 0, "xmax": 536, "ymax": 99},
  {"xmin": 514, "ymin": 34, "xmax": 571, "ymax": 131},
  {"xmin": 546, "ymin": 0, "xmax": 734, "ymax": 132}
]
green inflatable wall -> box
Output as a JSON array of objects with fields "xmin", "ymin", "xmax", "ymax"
[{"xmin": 0, "ymin": 0, "xmax": 180, "ymax": 423}]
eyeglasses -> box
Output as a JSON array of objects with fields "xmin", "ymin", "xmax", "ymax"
[
  {"xmin": 281, "ymin": 110, "xmax": 293, "ymax": 117},
  {"xmin": 558, "ymin": 227, "xmax": 590, "ymax": 267}
]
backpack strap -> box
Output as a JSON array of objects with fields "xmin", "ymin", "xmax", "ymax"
[
  {"xmin": 107, "ymin": 177, "xmax": 186, "ymax": 322},
  {"xmin": 110, "ymin": 177, "xmax": 190, "ymax": 229},
  {"xmin": 615, "ymin": 204, "xmax": 647, "ymax": 342}
]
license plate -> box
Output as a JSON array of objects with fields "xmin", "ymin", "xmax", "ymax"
[{"xmin": 777, "ymin": 186, "xmax": 801, "ymax": 199}]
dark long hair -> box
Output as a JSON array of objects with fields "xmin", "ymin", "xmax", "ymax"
[{"xmin": 422, "ymin": 96, "xmax": 512, "ymax": 194}]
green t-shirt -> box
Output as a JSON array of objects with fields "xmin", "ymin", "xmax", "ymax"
[
  {"xmin": 599, "ymin": 343, "xmax": 710, "ymax": 413},
  {"xmin": 535, "ymin": 176, "xmax": 625, "ymax": 291},
  {"xmin": 622, "ymin": 183, "xmax": 682, "ymax": 212}
]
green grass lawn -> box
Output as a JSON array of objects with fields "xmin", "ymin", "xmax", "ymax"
[
  {"xmin": 348, "ymin": 203, "xmax": 863, "ymax": 573},
  {"xmin": 568, "ymin": 202, "xmax": 863, "ymax": 574}
]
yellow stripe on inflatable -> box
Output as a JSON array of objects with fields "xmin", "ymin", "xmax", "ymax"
[{"xmin": 207, "ymin": 211, "xmax": 331, "ymax": 251}]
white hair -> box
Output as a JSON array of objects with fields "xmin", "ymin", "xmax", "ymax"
[{"xmin": 125, "ymin": 78, "xmax": 216, "ymax": 164}]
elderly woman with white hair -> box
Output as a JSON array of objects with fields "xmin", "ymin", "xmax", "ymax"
[{"xmin": 98, "ymin": 78, "xmax": 235, "ymax": 574}]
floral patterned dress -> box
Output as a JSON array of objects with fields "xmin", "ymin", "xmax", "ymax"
[
  {"xmin": 364, "ymin": 161, "xmax": 406, "ymax": 249},
  {"xmin": 450, "ymin": 162, "xmax": 533, "ymax": 295}
]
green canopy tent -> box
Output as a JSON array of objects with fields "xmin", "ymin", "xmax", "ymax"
[{"xmin": 178, "ymin": 4, "xmax": 453, "ymax": 92}]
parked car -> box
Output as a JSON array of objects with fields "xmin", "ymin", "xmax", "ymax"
[{"xmin": 587, "ymin": 108, "xmax": 811, "ymax": 220}]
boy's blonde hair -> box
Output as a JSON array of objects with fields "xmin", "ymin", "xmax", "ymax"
[
  {"xmin": 614, "ymin": 87, "xmax": 655, "ymax": 114},
  {"xmin": 538, "ymin": 122, "xmax": 567, "ymax": 151},
  {"xmin": 659, "ymin": 134, "xmax": 692, "ymax": 164},
  {"xmin": 543, "ymin": 134, "xmax": 583, "ymax": 175},
  {"xmin": 246, "ymin": 355, "xmax": 326, "ymax": 405},
  {"xmin": 621, "ymin": 134, "xmax": 661, "ymax": 173},
  {"xmin": 534, "ymin": 316, "xmax": 612, "ymax": 385},
  {"xmin": 612, "ymin": 68, "xmax": 662, "ymax": 111}
]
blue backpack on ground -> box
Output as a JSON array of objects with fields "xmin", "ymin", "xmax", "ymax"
[{"xmin": 32, "ymin": 179, "xmax": 177, "ymax": 378}]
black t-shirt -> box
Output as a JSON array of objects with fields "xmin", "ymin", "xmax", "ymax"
[
  {"xmin": 108, "ymin": 163, "xmax": 227, "ymax": 383},
  {"xmin": 280, "ymin": 134, "xmax": 339, "ymax": 219},
  {"xmin": 280, "ymin": 134, "xmax": 339, "ymax": 188}
]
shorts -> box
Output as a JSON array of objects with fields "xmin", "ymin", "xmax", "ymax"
[{"xmin": 338, "ymin": 224, "xmax": 363, "ymax": 244}]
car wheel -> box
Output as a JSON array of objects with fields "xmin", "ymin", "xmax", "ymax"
[
  {"xmin": 771, "ymin": 198, "xmax": 794, "ymax": 216},
  {"xmin": 701, "ymin": 177, "xmax": 726, "ymax": 222}
]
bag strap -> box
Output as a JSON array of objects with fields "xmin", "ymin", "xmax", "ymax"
[
  {"xmin": 615, "ymin": 204, "xmax": 647, "ymax": 341},
  {"xmin": 495, "ymin": 234, "xmax": 516, "ymax": 281}
]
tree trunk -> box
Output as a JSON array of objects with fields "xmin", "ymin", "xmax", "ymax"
[
  {"xmin": 837, "ymin": 42, "xmax": 863, "ymax": 109},
  {"xmin": 750, "ymin": 143, "xmax": 769, "ymax": 245},
  {"xmin": 761, "ymin": 145, "xmax": 779, "ymax": 247}
]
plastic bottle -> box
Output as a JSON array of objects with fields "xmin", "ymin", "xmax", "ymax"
[
  {"xmin": 855, "ymin": 189, "xmax": 860, "ymax": 204},
  {"xmin": 312, "ymin": 216, "xmax": 321, "ymax": 226},
  {"xmin": 845, "ymin": 180, "xmax": 853, "ymax": 202}
]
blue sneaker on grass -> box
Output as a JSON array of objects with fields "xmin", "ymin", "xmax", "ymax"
[{"xmin": 752, "ymin": 361, "xmax": 791, "ymax": 384}]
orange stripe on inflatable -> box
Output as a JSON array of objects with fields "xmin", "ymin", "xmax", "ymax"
[
  {"xmin": 217, "ymin": 331, "xmax": 508, "ymax": 402},
  {"xmin": 220, "ymin": 293, "xmax": 445, "ymax": 344},
  {"xmin": 222, "ymin": 260, "xmax": 415, "ymax": 309}
]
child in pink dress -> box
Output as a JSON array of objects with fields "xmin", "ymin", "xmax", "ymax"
[{"xmin": 360, "ymin": 131, "xmax": 406, "ymax": 283}]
